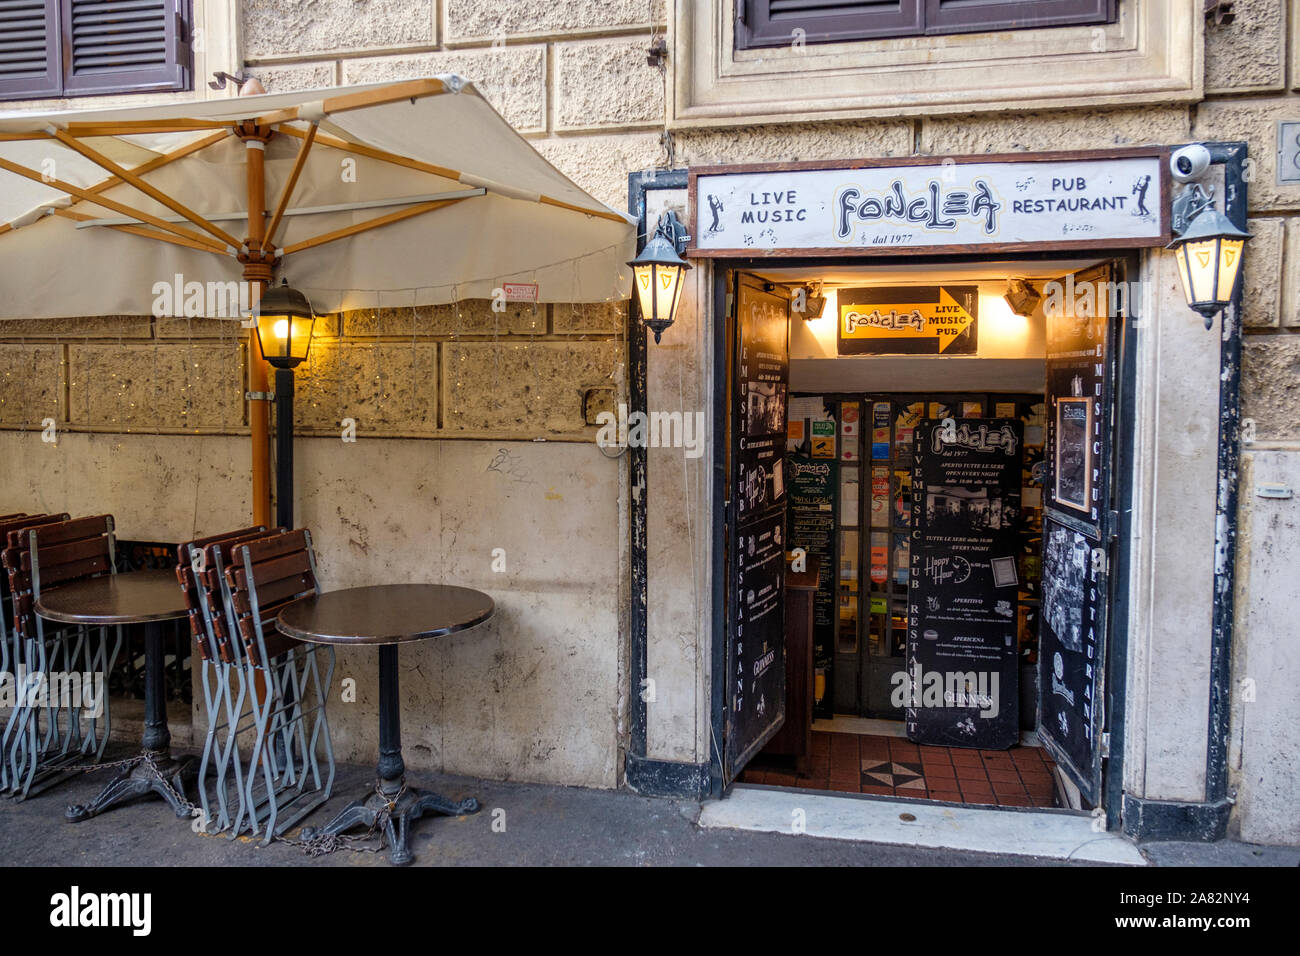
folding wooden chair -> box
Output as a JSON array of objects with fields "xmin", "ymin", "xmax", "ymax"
[
  {"xmin": 176, "ymin": 526, "xmax": 272, "ymax": 833},
  {"xmin": 222, "ymin": 529, "xmax": 335, "ymax": 845},
  {"xmin": 1, "ymin": 512, "xmax": 71, "ymax": 793},
  {"xmin": 3, "ymin": 515, "xmax": 122, "ymax": 799}
]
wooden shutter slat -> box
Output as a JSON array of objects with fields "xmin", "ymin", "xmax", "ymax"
[
  {"xmin": 61, "ymin": 0, "xmax": 189, "ymax": 96},
  {"xmin": 0, "ymin": 0, "xmax": 57, "ymax": 96},
  {"xmin": 738, "ymin": 0, "xmax": 1113, "ymax": 48},
  {"xmin": 924, "ymin": 0, "xmax": 1116, "ymax": 34},
  {"xmin": 738, "ymin": 0, "xmax": 923, "ymax": 48}
]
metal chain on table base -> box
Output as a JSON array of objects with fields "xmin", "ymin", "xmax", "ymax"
[
  {"xmin": 59, "ymin": 750, "xmax": 197, "ymax": 818},
  {"xmin": 278, "ymin": 781, "xmax": 408, "ymax": 857}
]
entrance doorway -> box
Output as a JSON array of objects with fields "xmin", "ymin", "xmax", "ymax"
[{"xmin": 716, "ymin": 255, "xmax": 1133, "ymax": 818}]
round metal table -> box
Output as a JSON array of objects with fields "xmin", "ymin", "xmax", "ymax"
[
  {"xmin": 35, "ymin": 568, "xmax": 196, "ymax": 823},
  {"xmin": 279, "ymin": 584, "xmax": 494, "ymax": 865}
]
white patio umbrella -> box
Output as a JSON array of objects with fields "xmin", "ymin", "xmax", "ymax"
[{"xmin": 0, "ymin": 77, "xmax": 635, "ymax": 522}]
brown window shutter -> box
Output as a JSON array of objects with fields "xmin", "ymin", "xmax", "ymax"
[
  {"xmin": 737, "ymin": 0, "xmax": 924, "ymax": 50},
  {"xmin": 60, "ymin": 0, "xmax": 190, "ymax": 96},
  {"xmin": 923, "ymin": 0, "xmax": 1116, "ymax": 34},
  {"xmin": 0, "ymin": 0, "xmax": 61, "ymax": 100}
]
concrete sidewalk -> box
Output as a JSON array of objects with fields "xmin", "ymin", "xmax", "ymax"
[{"xmin": 0, "ymin": 752, "xmax": 1293, "ymax": 867}]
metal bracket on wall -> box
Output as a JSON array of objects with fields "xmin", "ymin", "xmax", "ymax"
[{"xmin": 245, "ymin": 391, "xmax": 274, "ymax": 402}]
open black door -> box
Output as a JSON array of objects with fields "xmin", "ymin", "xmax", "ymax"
[
  {"xmin": 723, "ymin": 273, "xmax": 791, "ymax": 784},
  {"xmin": 1037, "ymin": 263, "xmax": 1120, "ymax": 806}
]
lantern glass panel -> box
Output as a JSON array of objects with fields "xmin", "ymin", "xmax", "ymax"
[
  {"xmin": 1215, "ymin": 237, "xmax": 1245, "ymax": 303},
  {"xmin": 1183, "ymin": 238, "xmax": 1221, "ymax": 305},
  {"xmin": 653, "ymin": 263, "xmax": 684, "ymax": 325},
  {"xmin": 258, "ymin": 312, "xmax": 315, "ymax": 365},
  {"xmin": 1173, "ymin": 246, "xmax": 1194, "ymax": 307},
  {"xmin": 634, "ymin": 263, "xmax": 656, "ymax": 322}
]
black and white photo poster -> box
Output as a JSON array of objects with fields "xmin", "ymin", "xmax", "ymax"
[
  {"xmin": 1038, "ymin": 517, "xmax": 1106, "ymax": 776},
  {"xmin": 906, "ymin": 419, "xmax": 1023, "ymax": 749},
  {"xmin": 1045, "ymin": 269, "xmax": 1110, "ymax": 523}
]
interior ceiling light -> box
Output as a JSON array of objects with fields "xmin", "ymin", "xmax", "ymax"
[
  {"xmin": 1004, "ymin": 278, "xmax": 1041, "ymax": 317},
  {"xmin": 793, "ymin": 281, "xmax": 827, "ymax": 320}
]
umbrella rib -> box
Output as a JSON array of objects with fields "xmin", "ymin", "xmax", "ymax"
[
  {"xmin": 46, "ymin": 128, "xmax": 243, "ymax": 250},
  {"xmin": 0, "ymin": 155, "xmax": 228, "ymax": 253},
  {"xmin": 279, "ymin": 196, "xmax": 472, "ymax": 257},
  {"xmin": 67, "ymin": 130, "xmax": 231, "ymax": 206},
  {"xmin": 51, "ymin": 208, "xmax": 234, "ymax": 256},
  {"xmin": 264, "ymin": 123, "xmax": 317, "ymax": 251},
  {"xmin": 276, "ymin": 124, "xmax": 630, "ymax": 225},
  {"xmin": 277, "ymin": 124, "xmax": 461, "ymax": 181},
  {"xmin": 252, "ymin": 78, "xmax": 452, "ymax": 127},
  {"xmin": 63, "ymin": 120, "xmax": 232, "ymax": 137}
]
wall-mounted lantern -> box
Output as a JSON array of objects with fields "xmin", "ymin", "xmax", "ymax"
[
  {"xmin": 630, "ymin": 210, "xmax": 691, "ymax": 344},
  {"xmin": 1167, "ymin": 144, "xmax": 1252, "ymax": 330},
  {"xmin": 1168, "ymin": 202, "xmax": 1251, "ymax": 330}
]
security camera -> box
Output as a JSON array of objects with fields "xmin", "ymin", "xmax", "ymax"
[{"xmin": 1170, "ymin": 144, "xmax": 1212, "ymax": 184}]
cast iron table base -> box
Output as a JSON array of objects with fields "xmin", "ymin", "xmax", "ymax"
[
  {"xmin": 299, "ymin": 644, "xmax": 479, "ymax": 865},
  {"xmin": 63, "ymin": 619, "xmax": 196, "ymax": 823},
  {"xmin": 66, "ymin": 752, "xmax": 197, "ymax": 822},
  {"xmin": 301, "ymin": 780, "xmax": 479, "ymax": 866}
]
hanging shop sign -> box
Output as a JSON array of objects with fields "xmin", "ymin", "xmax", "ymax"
[
  {"xmin": 688, "ymin": 149, "xmax": 1169, "ymax": 257},
  {"xmin": 838, "ymin": 285, "xmax": 978, "ymax": 355},
  {"xmin": 906, "ymin": 419, "xmax": 1024, "ymax": 750}
]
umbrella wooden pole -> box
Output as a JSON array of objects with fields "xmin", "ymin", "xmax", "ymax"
[{"xmin": 239, "ymin": 123, "xmax": 275, "ymax": 527}]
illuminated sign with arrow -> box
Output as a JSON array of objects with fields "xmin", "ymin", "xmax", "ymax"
[{"xmin": 837, "ymin": 285, "xmax": 978, "ymax": 355}]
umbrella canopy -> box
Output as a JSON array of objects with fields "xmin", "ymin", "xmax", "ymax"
[{"xmin": 0, "ymin": 76, "xmax": 634, "ymax": 317}]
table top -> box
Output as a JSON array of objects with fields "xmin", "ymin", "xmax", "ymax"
[
  {"xmin": 35, "ymin": 568, "xmax": 188, "ymax": 626},
  {"xmin": 277, "ymin": 584, "xmax": 495, "ymax": 646}
]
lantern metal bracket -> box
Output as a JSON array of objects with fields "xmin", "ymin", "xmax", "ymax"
[
  {"xmin": 246, "ymin": 391, "xmax": 275, "ymax": 402},
  {"xmin": 653, "ymin": 209, "xmax": 691, "ymax": 254},
  {"xmin": 1171, "ymin": 182, "xmax": 1215, "ymax": 237}
]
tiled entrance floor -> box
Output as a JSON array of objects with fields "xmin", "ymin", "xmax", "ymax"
[{"xmin": 738, "ymin": 731, "xmax": 1059, "ymax": 809}]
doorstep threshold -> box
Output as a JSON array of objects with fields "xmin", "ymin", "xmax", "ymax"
[{"xmin": 699, "ymin": 784, "xmax": 1147, "ymax": 865}]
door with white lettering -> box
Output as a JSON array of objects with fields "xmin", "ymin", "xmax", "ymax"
[
  {"xmin": 724, "ymin": 274, "xmax": 791, "ymax": 783},
  {"xmin": 1037, "ymin": 263, "xmax": 1119, "ymax": 806}
]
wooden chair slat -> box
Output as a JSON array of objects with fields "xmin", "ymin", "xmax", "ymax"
[
  {"xmin": 228, "ymin": 549, "xmax": 312, "ymax": 593},
  {"xmin": 28, "ymin": 514, "xmax": 112, "ymax": 547},
  {"xmin": 232, "ymin": 529, "xmax": 309, "ymax": 565},
  {"xmin": 24, "ymin": 534, "xmax": 109, "ymax": 572},
  {"xmin": 34, "ymin": 555, "xmax": 111, "ymax": 587}
]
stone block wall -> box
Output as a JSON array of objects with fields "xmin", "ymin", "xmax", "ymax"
[{"xmin": 0, "ymin": 303, "xmax": 624, "ymax": 439}]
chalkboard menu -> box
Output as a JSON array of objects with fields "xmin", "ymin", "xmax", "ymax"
[
  {"xmin": 906, "ymin": 419, "xmax": 1023, "ymax": 749},
  {"xmin": 787, "ymin": 454, "xmax": 837, "ymax": 718},
  {"xmin": 727, "ymin": 277, "xmax": 790, "ymax": 775}
]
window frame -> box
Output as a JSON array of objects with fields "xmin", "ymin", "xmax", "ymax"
[
  {"xmin": 736, "ymin": 0, "xmax": 1117, "ymax": 51},
  {"xmin": 670, "ymin": 0, "xmax": 1200, "ymax": 129}
]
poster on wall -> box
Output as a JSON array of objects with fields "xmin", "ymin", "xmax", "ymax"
[
  {"xmin": 727, "ymin": 277, "xmax": 790, "ymax": 776},
  {"xmin": 838, "ymin": 286, "xmax": 978, "ymax": 355},
  {"xmin": 690, "ymin": 152, "xmax": 1169, "ymax": 256},
  {"xmin": 1044, "ymin": 267, "xmax": 1111, "ymax": 524},
  {"xmin": 906, "ymin": 419, "xmax": 1023, "ymax": 749},
  {"xmin": 1037, "ymin": 516, "xmax": 1107, "ymax": 778},
  {"xmin": 788, "ymin": 454, "xmax": 838, "ymax": 718}
]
